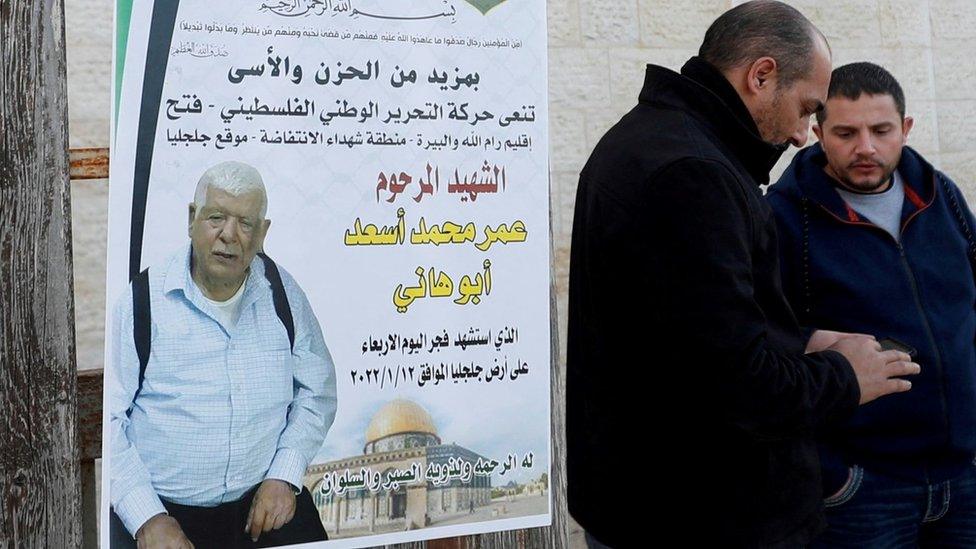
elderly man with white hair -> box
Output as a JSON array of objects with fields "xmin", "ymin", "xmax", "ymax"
[{"xmin": 108, "ymin": 161, "xmax": 337, "ymax": 548}]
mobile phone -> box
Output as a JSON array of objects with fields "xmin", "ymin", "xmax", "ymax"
[{"xmin": 879, "ymin": 337, "xmax": 917, "ymax": 359}]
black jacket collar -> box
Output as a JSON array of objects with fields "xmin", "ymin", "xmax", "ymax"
[{"xmin": 638, "ymin": 56, "xmax": 786, "ymax": 185}]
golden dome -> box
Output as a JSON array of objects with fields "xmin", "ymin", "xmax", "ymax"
[{"xmin": 365, "ymin": 399, "xmax": 438, "ymax": 443}]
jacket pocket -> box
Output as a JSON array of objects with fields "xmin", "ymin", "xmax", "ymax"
[{"xmin": 823, "ymin": 464, "xmax": 863, "ymax": 507}]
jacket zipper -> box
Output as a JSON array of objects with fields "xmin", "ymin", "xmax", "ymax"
[
  {"xmin": 895, "ymin": 242, "xmax": 950, "ymax": 435},
  {"xmin": 812, "ymin": 178, "xmax": 950, "ymax": 435}
]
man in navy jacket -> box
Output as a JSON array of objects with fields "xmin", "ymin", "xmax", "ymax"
[{"xmin": 768, "ymin": 62, "xmax": 976, "ymax": 547}]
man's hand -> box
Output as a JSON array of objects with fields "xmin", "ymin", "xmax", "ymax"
[
  {"xmin": 136, "ymin": 513, "xmax": 193, "ymax": 549},
  {"xmin": 827, "ymin": 337, "xmax": 920, "ymax": 404},
  {"xmin": 806, "ymin": 329, "xmax": 875, "ymax": 354},
  {"xmin": 245, "ymin": 479, "xmax": 297, "ymax": 542}
]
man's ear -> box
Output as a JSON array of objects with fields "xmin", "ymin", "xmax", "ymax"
[
  {"xmin": 901, "ymin": 116, "xmax": 914, "ymax": 144},
  {"xmin": 188, "ymin": 203, "xmax": 196, "ymax": 237},
  {"xmin": 257, "ymin": 218, "xmax": 271, "ymax": 252},
  {"xmin": 746, "ymin": 56, "xmax": 778, "ymax": 95},
  {"xmin": 812, "ymin": 124, "xmax": 824, "ymax": 143}
]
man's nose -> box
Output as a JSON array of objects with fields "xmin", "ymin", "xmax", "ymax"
[
  {"xmin": 854, "ymin": 131, "xmax": 877, "ymax": 155},
  {"xmin": 790, "ymin": 125, "xmax": 809, "ymax": 148},
  {"xmin": 218, "ymin": 217, "xmax": 239, "ymax": 242}
]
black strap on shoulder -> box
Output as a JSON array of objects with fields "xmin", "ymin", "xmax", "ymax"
[
  {"xmin": 132, "ymin": 268, "xmax": 152, "ymax": 398},
  {"xmin": 259, "ymin": 252, "xmax": 295, "ymax": 352}
]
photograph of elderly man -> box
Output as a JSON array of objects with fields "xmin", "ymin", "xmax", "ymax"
[{"xmin": 108, "ymin": 161, "xmax": 338, "ymax": 548}]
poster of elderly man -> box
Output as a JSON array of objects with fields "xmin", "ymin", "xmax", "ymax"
[
  {"xmin": 108, "ymin": 161, "xmax": 336, "ymax": 547},
  {"xmin": 102, "ymin": 1, "xmax": 552, "ymax": 548}
]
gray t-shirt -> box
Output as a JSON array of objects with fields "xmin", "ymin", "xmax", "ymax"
[{"xmin": 835, "ymin": 170, "xmax": 905, "ymax": 241}]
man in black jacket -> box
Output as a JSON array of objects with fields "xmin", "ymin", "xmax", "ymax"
[{"xmin": 566, "ymin": 2, "xmax": 920, "ymax": 547}]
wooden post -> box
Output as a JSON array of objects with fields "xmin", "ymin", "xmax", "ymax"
[
  {"xmin": 0, "ymin": 0, "xmax": 81, "ymax": 546},
  {"xmin": 78, "ymin": 369, "xmax": 104, "ymax": 549}
]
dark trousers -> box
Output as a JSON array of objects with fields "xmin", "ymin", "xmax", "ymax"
[
  {"xmin": 110, "ymin": 485, "xmax": 327, "ymax": 548},
  {"xmin": 810, "ymin": 462, "xmax": 976, "ymax": 548}
]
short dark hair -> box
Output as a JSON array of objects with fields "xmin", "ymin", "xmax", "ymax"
[
  {"xmin": 816, "ymin": 62, "xmax": 906, "ymax": 125},
  {"xmin": 699, "ymin": 0, "xmax": 824, "ymax": 88}
]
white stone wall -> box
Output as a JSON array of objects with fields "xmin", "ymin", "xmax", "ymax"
[{"xmin": 66, "ymin": 0, "xmax": 113, "ymax": 370}]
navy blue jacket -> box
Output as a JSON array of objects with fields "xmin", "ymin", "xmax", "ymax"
[{"xmin": 768, "ymin": 144, "xmax": 976, "ymax": 493}]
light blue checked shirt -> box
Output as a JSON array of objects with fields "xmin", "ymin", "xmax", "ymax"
[{"xmin": 109, "ymin": 245, "xmax": 337, "ymax": 535}]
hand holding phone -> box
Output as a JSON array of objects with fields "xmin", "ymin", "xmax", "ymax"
[{"xmin": 879, "ymin": 337, "xmax": 917, "ymax": 360}]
